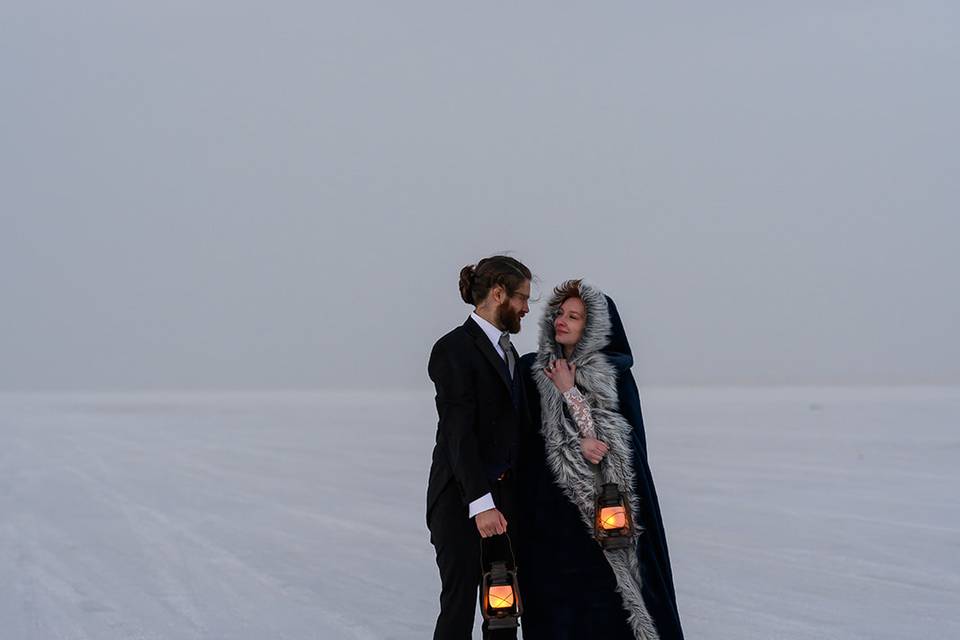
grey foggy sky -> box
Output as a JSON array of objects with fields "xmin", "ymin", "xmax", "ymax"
[{"xmin": 2, "ymin": 2, "xmax": 958, "ymax": 391}]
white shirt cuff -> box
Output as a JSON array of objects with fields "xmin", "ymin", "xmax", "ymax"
[{"xmin": 468, "ymin": 493, "xmax": 495, "ymax": 518}]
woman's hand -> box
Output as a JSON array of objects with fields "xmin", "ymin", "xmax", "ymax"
[
  {"xmin": 580, "ymin": 437, "xmax": 609, "ymax": 465},
  {"xmin": 544, "ymin": 359, "xmax": 576, "ymax": 393}
]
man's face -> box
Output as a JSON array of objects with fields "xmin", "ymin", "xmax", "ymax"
[{"xmin": 497, "ymin": 280, "xmax": 531, "ymax": 334}]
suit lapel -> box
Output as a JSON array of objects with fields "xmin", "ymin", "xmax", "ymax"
[{"xmin": 464, "ymin": 317, "xmax": 512, "ymax": 394}]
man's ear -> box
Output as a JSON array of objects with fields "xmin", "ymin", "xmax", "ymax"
[{"xmin": 491, "ymin": 284, "xmax": 505, "ymax": 304}]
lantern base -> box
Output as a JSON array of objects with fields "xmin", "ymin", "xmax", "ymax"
[
  {"xmin": 598, "ymin": 534, "xmax": 633, "ymax": 550},
  {"xmin": 486, "ymin": 616, "xmax": 520, "ymax": 630}
]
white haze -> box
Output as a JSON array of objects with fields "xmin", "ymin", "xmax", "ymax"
[{"xmin": 2, "ymin": 2, "xmax": 958, "ymax": 391}]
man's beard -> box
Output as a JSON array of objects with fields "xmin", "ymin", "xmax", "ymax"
[{"xmin": 498, "ymin": 299, "xmax": 522, "ymax": 334}]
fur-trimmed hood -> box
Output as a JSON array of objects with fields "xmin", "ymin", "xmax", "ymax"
[{"xmin": 529, "ymin": 281, "xmax": 660, "ymax": 640}]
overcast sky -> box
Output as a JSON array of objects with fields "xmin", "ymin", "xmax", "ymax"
[{"xmin": 2, "ymin": 2, "xmax": 957, "ymax": 391}]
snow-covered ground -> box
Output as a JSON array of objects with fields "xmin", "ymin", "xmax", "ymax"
[{"xmin": 1, "ymin": 387, "xmax": 958, "ymax": 639}]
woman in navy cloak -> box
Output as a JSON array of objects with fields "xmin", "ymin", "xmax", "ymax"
[{"xmin": 517, "ymin": 280, "xmax": 683, "ymax": 640}]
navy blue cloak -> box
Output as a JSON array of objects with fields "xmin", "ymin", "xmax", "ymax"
[{"xmin": 517, "ymin": 296, "xmax": 684, "ymax": 639}]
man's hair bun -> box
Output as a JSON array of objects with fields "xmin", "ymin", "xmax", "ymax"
[{"xmin": 458, "ymin": 264, "xmax": 477, "ymax": 304}]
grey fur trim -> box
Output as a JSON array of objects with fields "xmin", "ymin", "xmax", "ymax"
[{"xmin": 532, "ymin": 281, "xmax": 659, "ymax": 640}]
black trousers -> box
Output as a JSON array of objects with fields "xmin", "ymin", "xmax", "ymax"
[{"xmin": 429, "ymin": 475, "xmax": 518, "ymax": 640}]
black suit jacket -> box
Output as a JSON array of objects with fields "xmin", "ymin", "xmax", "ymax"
[{"xmin": 426, "ymin": 316, "xmax": 528, "ymax": 524}]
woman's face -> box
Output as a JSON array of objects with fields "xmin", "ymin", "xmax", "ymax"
[{"xmin": 554, "ymin": 297, "xmax": 586, "ymax": 349}]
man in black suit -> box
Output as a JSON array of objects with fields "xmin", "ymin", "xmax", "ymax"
[{"xmin": 427, "ymin": 255, "xmax": 532, "ymax": 640}]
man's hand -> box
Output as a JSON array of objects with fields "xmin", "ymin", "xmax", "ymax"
[
  {"xmin": 475, "ymin": 508, "xmax": 508, "ymax": 538},
  {"xmin": 580, "ymin": 437, "xmax": 609, "ymax": 465}
]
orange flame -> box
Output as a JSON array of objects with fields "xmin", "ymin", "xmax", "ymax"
[
  {"xmin": 488, "ymin": 585, "xmax": 515, "ymax": 609},
  {"xmin": 599, "ymin": 506, "xmax": 627, "ymax": 530}
]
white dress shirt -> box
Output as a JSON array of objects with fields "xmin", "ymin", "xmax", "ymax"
[{"xmin": 466, "ymin": 312, "xmax": 508, "ymax": 518}]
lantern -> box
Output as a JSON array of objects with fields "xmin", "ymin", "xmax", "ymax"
[
  {"xmin": 480, "ymin": 560, "xmax": 523, "ymax": 629},
  {"xmin": 594, "ymin": 482, "xmax": 641, "ymax": 549}
]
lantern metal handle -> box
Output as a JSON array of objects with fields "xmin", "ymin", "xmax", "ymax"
[
  {"xmin": 593, "ymin": 449, "xmax": 621, "ymax": 492},
  {"xmin": 479, "ymin": 531, "xmax": 518, "ymax": 574}
]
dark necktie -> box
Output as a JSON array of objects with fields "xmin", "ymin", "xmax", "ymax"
[{"xmin": 498, "ymin": 332, "xmax": 515, "ymax": 379}]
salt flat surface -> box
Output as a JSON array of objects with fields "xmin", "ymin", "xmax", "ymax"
[{"xmin": 1, "ymin": 387, "xmax": 958, "ymax": 639}]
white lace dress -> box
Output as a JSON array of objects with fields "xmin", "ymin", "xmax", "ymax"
[{"xmin": 562, "ymin": 387, "xmax": 596, "ymax": 439}]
